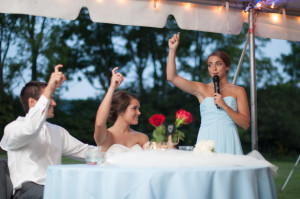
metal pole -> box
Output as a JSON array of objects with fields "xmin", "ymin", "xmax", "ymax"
[
  {"xmin": 248, "ymin": 8, "xmax": 258, "ymax": 150},
  {"xmin": 232, "ymin": 33, "xmax": 249, "ymax": 85},
  {"xmin": 281, "ymin": 154, "xmax": 300, "ymax": 191}
]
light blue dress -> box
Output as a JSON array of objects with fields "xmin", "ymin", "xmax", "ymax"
[{"xmin": 196, "ymin": 96, "xmax": 243, "ymax": 155}]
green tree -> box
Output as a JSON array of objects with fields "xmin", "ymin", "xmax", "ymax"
[
  {"xmin": 0, "ymin": 14, "xmax": 20, "ymax": 98},
  {"xmin": 17, "ymin": 15, "xmax": 49, "ymax": 81},
  {"xmin": 277, "ymin": 41, "xmax": 300, "ymax": 84},
  {"xmin": 257, "ymin": 83, "xmax": 300, "ymax": 155},
  {"xmin": 58, "ymin": 9, "xmax": 131, "ymax": 93},
  {"xmin": 0, "ymin": 14, "xmax": 22, "ymax": 136},
  {"xmin": 49, "ymin": 98, "xmax": 99, "ymax": 145}
]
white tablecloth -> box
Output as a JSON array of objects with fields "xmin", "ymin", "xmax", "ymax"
[{"xmin": 44, "ymin": 150, "xmax": 277, "ymax": 199}]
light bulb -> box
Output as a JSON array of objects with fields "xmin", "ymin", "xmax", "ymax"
[
  {"xmin": 256, "ymin": 2, "xmax": 262, "ymax": 9},
  {"xmin": 153, "ymin": 0, "xmax": 158, "ymax": 8},
  {"xmin": 271, "ymin": 2, "xmax": 275, "ymax": 9}
]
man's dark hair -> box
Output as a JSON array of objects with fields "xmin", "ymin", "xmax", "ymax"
[{"xmin": 20, "ymin": 81, "xmax": 47, "ymax": 113}]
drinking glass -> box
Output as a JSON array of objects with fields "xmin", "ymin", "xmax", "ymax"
[
  {"xmin": 178, "ymin": 146, "xmax": 194, "ymax": 151},
  {"xmin": 85, "ymin": 146, "xmax": 105, "ymax": 165}
]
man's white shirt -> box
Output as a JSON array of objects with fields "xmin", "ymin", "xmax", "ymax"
[{"xmin": 0, "ymin": 95, "xmax": 95, "ymax": 190}]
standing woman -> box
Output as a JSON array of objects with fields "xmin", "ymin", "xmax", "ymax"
[
  {"xmin": 166, "ymin": 33, "xmax": 250, "ymax": 154},
  {"xmin": 94, "ymin": 67, "xmax": 149, "ymax": 154}
]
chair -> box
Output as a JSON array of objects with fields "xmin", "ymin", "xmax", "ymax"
[{"xmin": 0, "ymin": 158, "xmax": 13, "ymax": 199}]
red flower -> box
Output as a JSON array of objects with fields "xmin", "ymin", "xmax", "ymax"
[
  {"xmin": 176, "ymin": 109, "xmax": 193, "ymax": 124},
  {"xmin": 149, "ymin": 114, "xmax": 165, "ymax": 127}
]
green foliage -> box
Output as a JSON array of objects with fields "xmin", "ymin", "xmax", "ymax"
[
  {"xmin": 257, "ymin": 83, "xmax": 300, "ymax": 155},
  {"xmin": 0, "ymin": 93, "xmax": 23, "ymax": 140},
  {"xmin": 49, "ymin": 98, "xmax": 99, "ymax": 145},
  {"xmin": 173, "ymin": 129, "xmax": 185, "ymax": 143},
  {"xmin": 277, "ymin": 41, "xmax": 300, "ymax": 84},
  {"xmin": 272, "ymin": 160, "xmax": 300, "ymax": 199},
  {"xmin": 0, "ymin": 14, "xmax": 22, "ymax": 96},
  {"xmin": 152, "ymin": 125, "xmax": 166, "ymax": 143},
  {"xmin": 56, "ymin": 8, "xmax": 131, "ymax": 92},
  {"xmin": 17, "ymin": 15, "xmax": 50, "ymax": 80},
  {"xmin": 0, "ymin": 98, "xmax": 14, "ymax": 135},
  {"xmin": 151, "ymin": 118, "xmax": 187, "ymax": 143}
]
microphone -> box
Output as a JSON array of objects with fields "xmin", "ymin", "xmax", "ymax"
[{"xmin": 213, "ymin": 75, "xmax": 220, "ymax": 109}]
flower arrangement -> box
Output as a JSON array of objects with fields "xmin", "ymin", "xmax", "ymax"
[
  {"xmin": 193, "ymin": 140, "xmax": 215, "ymax": 153},
  {"xmin": 149, "ymin": 109, "xmax": 193, "ymax": 143}
]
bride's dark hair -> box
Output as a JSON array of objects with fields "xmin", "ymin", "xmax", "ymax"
[{"xmin": 109, "ymin": 91, "xmax": 139, "ymax": 122}]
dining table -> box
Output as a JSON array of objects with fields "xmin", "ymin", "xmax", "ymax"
[{"xmin": 43, "ymin": 150, "xmax": 277, "ymax": 199}]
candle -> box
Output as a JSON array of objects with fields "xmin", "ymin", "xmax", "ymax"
[{"xmin": 152, "ymin": 142, "xmax": 157, "ymax": 150}]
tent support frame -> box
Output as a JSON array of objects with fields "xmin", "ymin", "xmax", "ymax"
[
  {"xmin": 232, "ymin": 33, "xmax": 249, "ymax": 85},
  {"xmin": 248, "ymin": 8, "xmax": 258, "ymax": 150}
]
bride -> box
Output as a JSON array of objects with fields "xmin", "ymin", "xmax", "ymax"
[{"xmin": 94, "ymin": 67, "xmax": 149, "ymax": 154}]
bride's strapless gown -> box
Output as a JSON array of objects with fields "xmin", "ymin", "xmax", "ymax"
[
  {"xmin": 197, "ymin": 96, "xmax": 243, "ymax": 155},
  {"xmin": 105, "ymin": 144, "xmax": 143, "ymax": 159}
]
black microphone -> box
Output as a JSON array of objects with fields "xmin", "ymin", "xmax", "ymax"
[{"xmin": 213, "ymin": 75, "xmax": 220, "ymax": 109}]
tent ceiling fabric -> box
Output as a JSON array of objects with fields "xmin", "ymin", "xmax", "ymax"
[{"xmin": 0, "ymin": 0, "xmax": 300, "ymax": 41}]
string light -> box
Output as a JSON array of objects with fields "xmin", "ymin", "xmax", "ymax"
[
  {"xmin": 185, "ymin": 2, "xmax": 191, "ymax": 9},
  {"xmin": 271, "ymin": 13, "xmax": 279, "ymax": 22},
  {"xmin": 256, "ymin": 2, "xmax": 262, "ymax": 9},
  {"xmin": 153, "ymin": 0, "xmax": 158, "ymax": 8},
  {"xmin": 271, "ymin": 1, "xmax": 275, "ymax": 9},
  {"xmin": 252, "ymin": 0, "xmax": 278, "ymax": 11},
  {"xmin": 214, "ymin": 5, "xmax": 223, "ymax": 13},
  {"xmin": 214, "ymin": 4, "xmax": 224, "ymax": 13}
]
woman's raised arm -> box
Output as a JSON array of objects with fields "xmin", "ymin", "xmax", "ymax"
[
  {"xmin": 94, "ymin": 67, "xmax": 124, "ymax": 145},
  {"xmin": 167, "ymin": 32, "xmax": 204, "ymax": 97}
]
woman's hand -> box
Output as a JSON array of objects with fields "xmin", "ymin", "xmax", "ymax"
[
  {"xmin": 94, "ymin": 67, "xmax": 123, "ymax": 146},
  {"xmin": 110, "ymin": 67, "xmax": 124, "ymax": 90},
  {"xmin": 168, "ymin": 32, "xmax": 180, "ymax": 51},
  {"xmin": 214, "ymin": 93, "xmax": 227, "ymax": 109},
  {"xmin": 214, "ymin": 89, "xmax": 250, "ymax": 130}
]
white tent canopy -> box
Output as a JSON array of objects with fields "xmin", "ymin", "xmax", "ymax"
[{"xmin": 1, "ymin": 0, "xmax": 300, "ymax": 41}]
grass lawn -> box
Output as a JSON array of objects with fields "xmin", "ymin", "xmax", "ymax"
[
  {"xmin": 272, "ymin": 160, "xmax": 300, "ymax": 199},
  {"xmin": 61, "ymin": 157, "xmax": 83, "ymax": 164},
  {"xmin": 1, "ymin": 153, "xmax": 299, "ymax": 199}
]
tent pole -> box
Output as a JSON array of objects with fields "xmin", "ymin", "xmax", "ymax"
[
  {"xmin": 232, "ymin": 33, "xmax": 249, "ymax": 85},
  {"xmin": 248, "ymin": 8, "xmax": 258, "ymax": 150},
  {"xmin": 281, "ymin": 154, "xmax": 300, "ymax": 191}
]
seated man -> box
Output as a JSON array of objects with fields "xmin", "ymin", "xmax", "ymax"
[{"xmin": 0, "ymin": 65, "xmax": 97, "ymax": 199}]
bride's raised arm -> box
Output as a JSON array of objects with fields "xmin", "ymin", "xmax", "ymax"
[{"xmin": 94, "ymin": 67, "xmax": 124, "ymax": 146}]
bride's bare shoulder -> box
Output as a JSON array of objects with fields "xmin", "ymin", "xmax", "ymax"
[{"xmin": 131, "ymin": 130, "xmax": 149, "ymax": 143}]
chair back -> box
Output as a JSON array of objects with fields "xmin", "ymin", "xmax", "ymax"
[{"xmin": 0, "ymin": 158, "xmax": 13, "ymax": 199}]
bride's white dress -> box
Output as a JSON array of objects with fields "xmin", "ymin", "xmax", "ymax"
[{"xmin": 105, "ymin": 144, "xmax": 143, "ymax": 159}]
